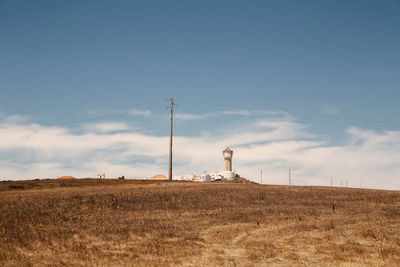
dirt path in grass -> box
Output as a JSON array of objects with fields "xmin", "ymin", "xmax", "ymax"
[{"xmin": 181, "ymin": 220, "xmax": 386, "ymax": 266}]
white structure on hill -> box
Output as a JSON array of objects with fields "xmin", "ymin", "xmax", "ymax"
[
  {"xmin": 98, "ymin": 171, "xmax": 105, "ymax": 179},
  {"xmin": 172, "ymin": 175, "xmax": 184, "ymax": 181},
  {"xmin": 220, "ymin": 147, "xmax": 235, "ymax": 180},
  {"xmin": 172, "ymin": 147, "xmax": 237, "ymax": 182},
  {"xmin": 194, "ymin": 174, "xmax": 211, "ymax": 182}
]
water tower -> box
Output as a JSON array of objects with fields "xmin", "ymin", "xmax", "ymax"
[{"xmin": 223, "ymin": 147, "xmax": 233, "ymax": 171}]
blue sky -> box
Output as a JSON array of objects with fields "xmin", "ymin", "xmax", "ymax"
[{"xmin": 0, "ymin": 1, "xmax": 400, "ymax": 189}]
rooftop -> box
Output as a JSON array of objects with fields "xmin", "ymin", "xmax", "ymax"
[
  {"xmin": 57, "ymin": 176, "xmax": 76, "ymax": 180},
  {"xmin": 152, "ymin": 174, "xmax": 167, "ymax": 179}
]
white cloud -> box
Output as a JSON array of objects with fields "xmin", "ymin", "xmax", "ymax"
[
  {"xmin": 85, "ymin": 108, "xmax": 152, "ymax": 117},
  {"xmin": 82, "ymin": 122, "xmax": 129, "ymax": 133},
  {"xmin": 0, "ymin": 112, "xmax": 399, "ymax": 190},
  {"xmin": 174, "ymin": 113, "xmax": 216, "ymax": 121},
  {"xmin": 2, "ymin": 114, "xmax": 29, "ymax": 124},
  {"xmin": 223, "ymin": 110, "xmax": 287, "ymax": 117},
  {"xmin": 86, "ymin": 108, "xmax": 121, "ymax": 116},
  {"xmin": 173, "ymin": 110, "xmax": 285, "ymax": 121}
]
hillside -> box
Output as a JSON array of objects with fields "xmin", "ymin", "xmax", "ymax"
[{"xmin": 1, "ymin": 180, "xmax": 399, "ymax": 266}]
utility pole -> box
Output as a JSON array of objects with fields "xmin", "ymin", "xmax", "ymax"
[
  {"xmin": 168, "ymin": 97, "xmax": 177, "ymax": 181},
  {"xmin": 260, "ymin": 169, "xmax": 263, "ymax": 184},
  {"xmin": 289, "ymin": 168, "xmax": 292, "ymax": 186}
]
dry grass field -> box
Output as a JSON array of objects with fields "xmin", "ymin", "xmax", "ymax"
[{"xmin": 1, "ymin": 179, "xmax": 400, "ymax": 266}]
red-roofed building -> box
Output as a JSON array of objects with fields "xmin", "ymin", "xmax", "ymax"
[{"xmin": 152, "ymin": 174, "xmax": 167, "ymax": 179}]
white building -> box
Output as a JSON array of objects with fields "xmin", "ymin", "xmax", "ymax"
[
  {"xmin": 184, "ymin": 174, "xmax": 195, "ymax": 181},
  {"xmin": 196, "ymin": 174, "xmax": 211, "ymax": 182},
  {"xmin": 172, "ymin": 175, "xmax": 184, "ymax": 181},
  {"xmin": 219, "ymin": 170, "xmax": 235, "ymax": 180},
  {"xmin": 98, "ymin": 171, "xmax": 105, "ymax": 179}
]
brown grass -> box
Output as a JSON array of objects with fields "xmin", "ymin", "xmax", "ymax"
[{"xmin": 0, "ymin": 180, "xmax": 399, "ymax": 266}]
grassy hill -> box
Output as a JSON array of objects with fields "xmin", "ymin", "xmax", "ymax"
[{"xmin": 1, "ymin": 179, "xmax": 399, "ymax": 266}]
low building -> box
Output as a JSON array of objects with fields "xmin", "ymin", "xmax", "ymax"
[
  {"xmin": 198, "ymin": 174, "xmax": 211, "ymax": 182},
  {"xmin": 219, "ymin": 171, "xmax": 235, "ymax": 180},
  {"xmin": 172, "ymin": 175, "xmax": 184, "ymax": 181},
  {"xmin": 151, "ymin": 174, "xmax": 167, "ymax": 179},
  {"xmin": 184, "ymin": 174, "xmax": 195, "ymax": 181}
]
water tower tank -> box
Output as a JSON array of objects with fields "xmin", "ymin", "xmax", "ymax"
[{"xmin": 223, "ymin": 147, "xmax": 233, "ymax": 171}]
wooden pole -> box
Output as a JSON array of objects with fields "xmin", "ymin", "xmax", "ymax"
[{"xmin": 168, "ymin": 97, "xmax": 176, "ymax": 181}]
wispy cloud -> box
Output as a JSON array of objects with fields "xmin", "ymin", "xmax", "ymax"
[
  {"xmin": 82, "ymin": 122, "xmax": 129, "ymax": 133},
  {"xmin": 128, "ymin": 109, "xmax": 152, "ymax": 116},
  {"xmin": 173, "ymin": 109, "xmax": 286, "ymax": 121},
  {"xmin": 1, "ymin": 114, "xmax": 29, "ymax": 124},
  {"xmin": 222, "ymin": 110, "xmax": 286, "ymax": 117},
  {"xmin": 86, "ymin": 108, "xmax": 152, "ymax": 117},
  {"xmin": 174, "ymin": 113, "xmax": 217, "ymax": 121},
  {"xmin": 86, "ymin": 108, "xmax": 122, "ymax": 116}
]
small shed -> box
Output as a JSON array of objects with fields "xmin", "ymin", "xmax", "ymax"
[{"xmin": 152, "ymin": 174, "xmax": 167, "ymax": 179}]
